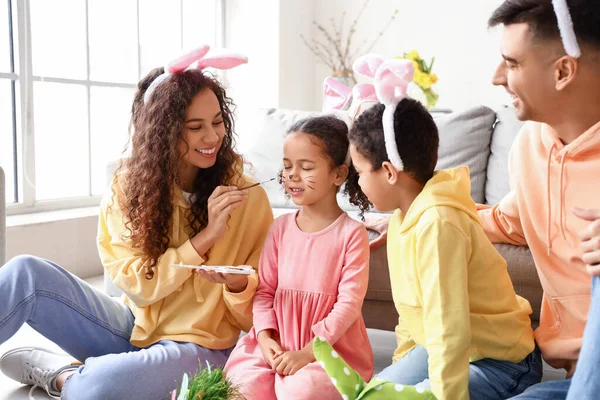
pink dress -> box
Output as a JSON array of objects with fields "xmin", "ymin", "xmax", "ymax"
[{"xmin": 225, "ymin": 211, "xmax": 374, "ymax": 400}]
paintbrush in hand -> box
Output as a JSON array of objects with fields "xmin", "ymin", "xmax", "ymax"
[{"xmin": 239, "ymin": 177, "xmax": 276, "ymax": 190}]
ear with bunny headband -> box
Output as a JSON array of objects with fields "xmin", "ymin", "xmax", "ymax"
[
  {"xmin": 552, "ymin": 0, "xmax": 581, "ymax": 58},
  {"xmin": 143, "ymin": 45, "xmax": 248, "ymax": 104},
  {"xmin": 353, "ymin": 54, "xmax": 415, "ymax": 171}
]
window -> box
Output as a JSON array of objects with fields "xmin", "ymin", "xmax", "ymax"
[
  {"xmin": 1, "ymin": 0, "xmax": 16, "ymax": 204},
  {"xmin": 2, "ymin": 0, "xmax": 223, "ymax": 214}
]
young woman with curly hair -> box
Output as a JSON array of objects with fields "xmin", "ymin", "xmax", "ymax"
[{"xmin": 0, "ymin": 48, "xmax": 273, "ymax": 399}]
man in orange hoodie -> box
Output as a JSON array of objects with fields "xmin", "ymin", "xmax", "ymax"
[
  {"xmin": 480, "ymin": 1, "xmax": 600, "ymax": 398},
  {"xmin": 365, "ymin": 1, "xmax": 600, "ymax": 398}
]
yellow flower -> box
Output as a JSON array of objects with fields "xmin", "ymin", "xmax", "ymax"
[
  {"xmin": 406, "ymin": 50, "xmax": 420, "ymax": 61},
  {"xmin": 411, "ymin": 60, "xmax": 420, "ymax": 72},
  {"xmin": 413, "ymin": 70, "xmax": 431, "ymax": 89},
  {"xmin": 396, "ymin": 51, "xmax": 439, "ymax": 89}
]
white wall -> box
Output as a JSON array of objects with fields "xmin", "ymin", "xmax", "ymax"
[
  {"xmin": 225, "ymin": 0, "xmax": 316, "ymax": 113},
  {"xmin": 311, "ymin": 0, "xmax": 511, "ymax": 112},
  {"xmin": 227, "ymin": 0, "xmax": 512, "ymax": 118},
  {"xmin": 225, "ymin": 0, "xmax": 318, "ymax": 153},
  {"xmin": 6, "ymin": 215, "xmax": 102, "ymax": 278},
  {"xmin": 277, "ymin": 0, "xmax": 317, "ymax": 110},
  {"xmin": 225, "ymin": 0, "xmax": 280, "ymax": 113}
]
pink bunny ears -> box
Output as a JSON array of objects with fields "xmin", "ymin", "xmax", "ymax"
[
  {"xmin": 323, "ymin": 54, "xmax": 414, "ymax": 170},
  {"xmin": 143, "ymin": 45, "xmax": 248, "ymax": 104}
]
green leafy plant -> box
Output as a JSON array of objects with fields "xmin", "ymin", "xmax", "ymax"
[{"xmin": 171, "ymin": 362, "xmax": 242, "ymax": 400}]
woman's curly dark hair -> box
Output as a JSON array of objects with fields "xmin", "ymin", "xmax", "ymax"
[
  {"xmin": 114, "ymin": 68, "xmax": 243, "ymax": 280},
  {"xmin": 348, "ymin": 99, "xmax": 439, "ymax": 185},
  {"xmin": 279, "ymin": 115, "xmax": 372, "ymax": 216}
]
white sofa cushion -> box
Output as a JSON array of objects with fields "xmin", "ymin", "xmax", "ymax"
[{"xmin": 485, "ymin": 106, "xmax": 525, "ymax": 205}]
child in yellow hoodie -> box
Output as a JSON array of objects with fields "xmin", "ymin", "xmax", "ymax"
[
  {"xmin": 347, "ymin": 58, "xmax": 540, "ymax": 400},
  {"xmin": 0, "ymin": 46, "xmax": 273, "ymax": 399}
]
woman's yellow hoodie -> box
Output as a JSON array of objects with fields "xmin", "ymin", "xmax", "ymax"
[
  {"xmin": 97, "ymin": 175, "xmax": 273, "ymax": 349},
  {"xmin": 388, "ymin": 167, "xmax": 534, "ymax": 400}
]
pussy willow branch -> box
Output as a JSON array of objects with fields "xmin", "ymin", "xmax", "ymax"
[
  {"xmin": 303, "ymin": 0, "xmax": 396, "ymax": 76},
  {"xmin": 344, "ymin": 0, "xmax": 369, "ymax": 63},
  {"xmin": 363, "ymin": 11, "xmax": 398, "ymax": 54},
  {"xmin": 301, "ymin": 34, "xmax": 335, "ymax": 69}
]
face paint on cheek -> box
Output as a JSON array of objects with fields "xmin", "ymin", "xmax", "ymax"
[{"xmin": 303, "ymin": 176, "xmax": 315, "ymax": 190}]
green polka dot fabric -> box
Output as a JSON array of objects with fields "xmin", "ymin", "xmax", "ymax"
[{"xmin": 313, "ymin": 337, "xmax": 437, "ymax": 400}]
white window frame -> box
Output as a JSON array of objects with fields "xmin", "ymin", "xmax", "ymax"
[{"xmin": 6, "ymin": 0, "xmax": 225, "ymax": 216}]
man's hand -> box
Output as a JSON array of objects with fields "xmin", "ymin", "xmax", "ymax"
[
  {"xmin": 572, "ymin": 208, "xmax": 600, "ymax": 276},
  {"xmin": 364, "ymin": 216, "xmax": 391, "ymax": 251}
]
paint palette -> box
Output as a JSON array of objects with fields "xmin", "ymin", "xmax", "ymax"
[{"xmin": 170, "ymin": 263, "xmax": 256, "ymax": 275}]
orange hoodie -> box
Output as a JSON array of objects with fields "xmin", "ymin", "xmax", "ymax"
[{"xmin": 478, "ymin": 120, "xmax": 600, "ymax": 374}]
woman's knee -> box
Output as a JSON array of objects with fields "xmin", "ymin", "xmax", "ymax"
[
  {"xmin": 4, "ymin": 255, "xmax": 59, "ymax": 280},
  {"xmin": 1, "ymin": 255, "xmax": 56, "ymax": 288}
]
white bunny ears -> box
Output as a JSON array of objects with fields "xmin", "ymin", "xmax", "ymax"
[
  {"xmin": 552, "ymin": 0, "xmax": 581, "ymax": 58},
  {"xmin": 143, "ymin": 45, "xmax": 248, "ymax": 104},
  {"xmin": 323, "ymin": 54, "xmax": 414, "ymax": 171}
]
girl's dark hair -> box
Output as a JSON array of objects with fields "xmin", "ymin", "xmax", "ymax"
[
  {"xmin": 114, "ymin": 68, "xmax": 243, "ymax": 280},
  {"xmin": 488, "ymin": 0, "xmax": 600, "ymax": 50},
  {"xmin": 279, "ymin": 115, "xmax": 371, "ymax": 216},
  {"xmin": 348, "ymin": 99, "xmax": 439, "ymax": 185}
]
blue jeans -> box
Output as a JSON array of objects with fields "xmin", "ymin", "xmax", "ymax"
[
  {"xmin": 378, "ymin": 344, "xmax": 542, "ymax": 399},
  {"xmin": 511, "ymin": 277, "xmax": 600, "ymax": 400},
  {"xmin": 0, "ymin": 255, "xmax": 233, "ymax": 400}
]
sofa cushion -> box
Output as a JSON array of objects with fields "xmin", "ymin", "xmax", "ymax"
[
  {"xmin": 434, "ymin": 106, "xmax": 496, "ymax": 204},
  {"xmin": 493, "ymin": 243, "xmax": 542, "ymax": 327},
  {"xmin": 485, "ymin": 106, "xmax": 525, "ymax": 205}
]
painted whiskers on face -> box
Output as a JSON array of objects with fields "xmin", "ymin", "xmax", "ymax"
[{"xmin": 304, "ymin": 176, "xmax": 316, "ymax": 190}]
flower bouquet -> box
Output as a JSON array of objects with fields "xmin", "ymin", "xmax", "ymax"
[{"xmin": 396, "ymin": 50, "xmax": 439, "ymax": 109}]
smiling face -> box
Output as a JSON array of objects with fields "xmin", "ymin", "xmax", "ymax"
[
  {"xmin": 178, "ymin": 88, "xmax": 226, "ymax": 170},
  {"xmin": 282, "ymin": 132, "xmax": 347, "ymax": 207},
  {"xmin": 491, "ymin": 23, "xmax": 564, "ymax": 122}
]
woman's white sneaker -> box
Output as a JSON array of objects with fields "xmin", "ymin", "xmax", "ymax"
[{"xmin": 0, "ymin": 347, "xmax": 79, "ymax": 399}]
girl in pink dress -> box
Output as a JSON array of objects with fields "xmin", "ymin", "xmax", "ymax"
[{"xmin": 225, "ymin": 115, "xmax": 374, "ymax": 399}]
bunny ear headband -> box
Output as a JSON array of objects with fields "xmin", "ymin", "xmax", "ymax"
[
  {"xmin": 322, "ymin": 54, "xmax": 414, "ymax": 171},
  {"xmin": 143, "ymin": 45, "xmax": 248, "ymax": 104},
  {"xmin": 552, "ymin": 0, "xmax": 581, "ymax": 58},
  {"xmin": 321, "ymin": 77, "xmax": 380, "ymax": 165}
]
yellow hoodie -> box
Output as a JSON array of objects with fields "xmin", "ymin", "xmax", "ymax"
[
  {"xmin": 478, "ymin": 121, "xmax": 600, "ymax": 374},
  {"xmin": 388, "ymin": 167, "xmax": 534, "ymax": 400},
  {"xmin": 97, "ymin": 175, "xmax": 273, "ymax": 349}
]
